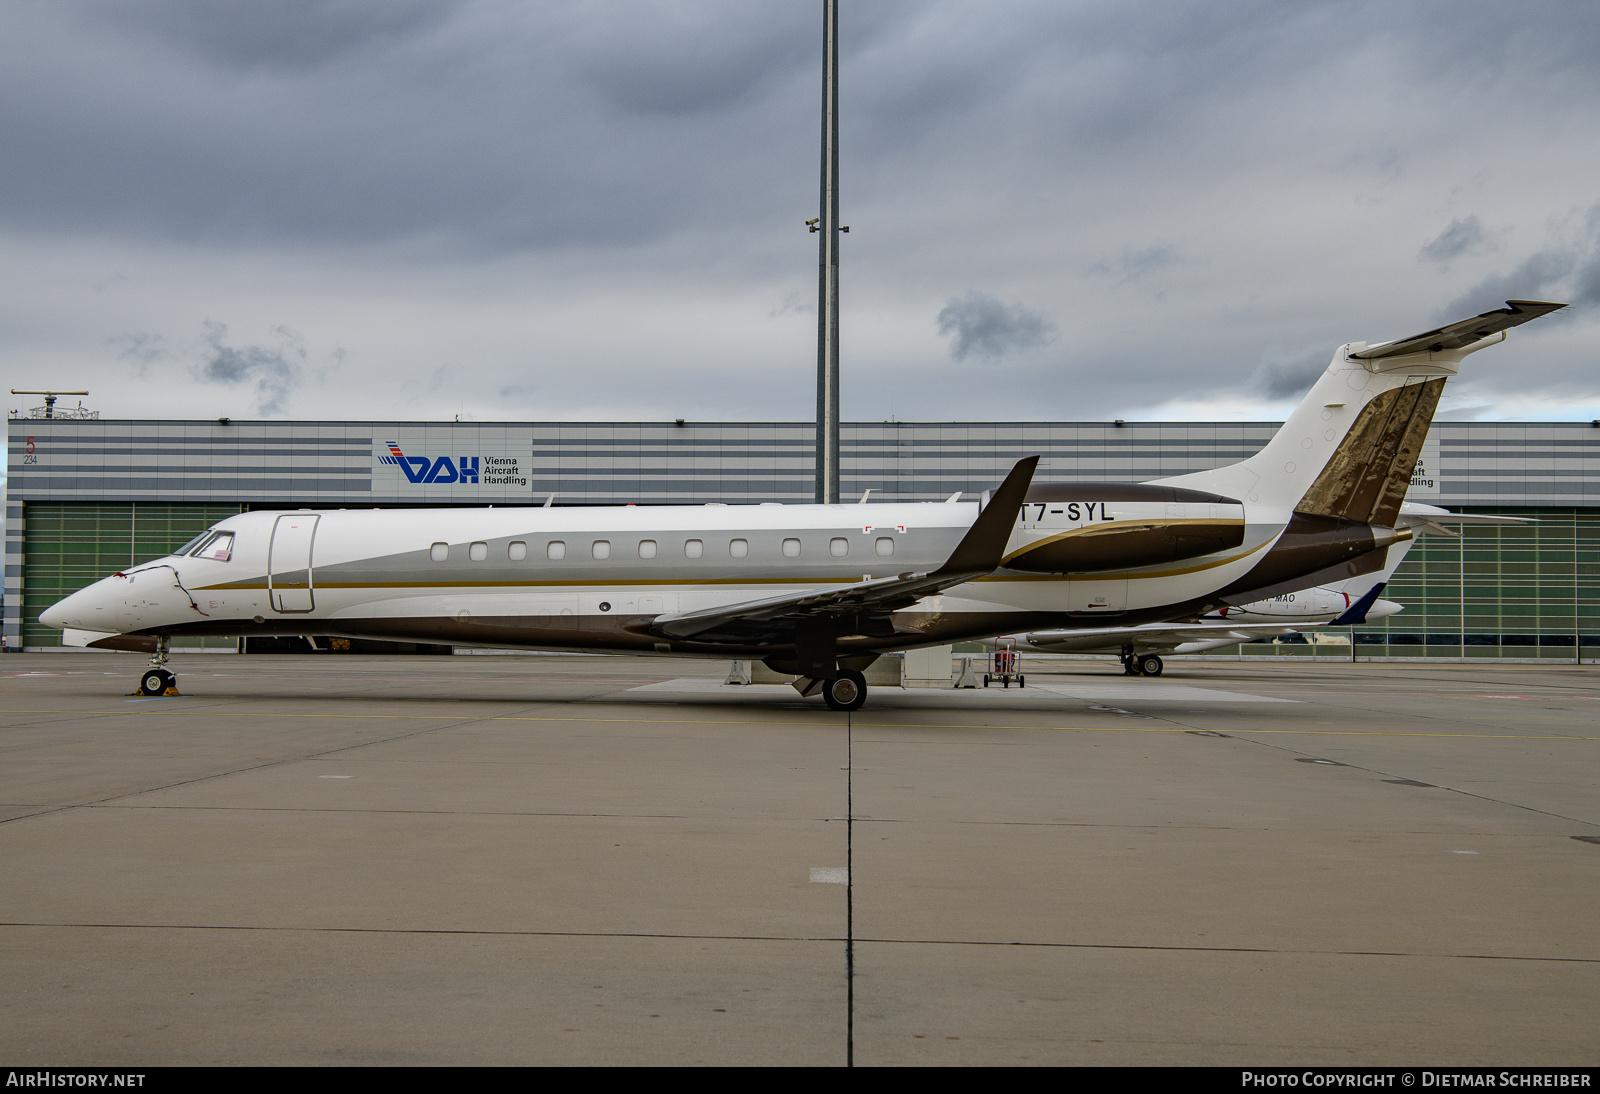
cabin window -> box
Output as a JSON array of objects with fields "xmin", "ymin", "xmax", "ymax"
[
  {"xmin": 782, "ymin": 537, "xmax": 801, "ymax": 558},
  {"xmin": 830, "ymin": 537, "xmax": 849, "ymax": 557},
  {"xmin": 508, "ymin": 541, "xmax": 527, "ymax": 561},
  {"xmin": 469, "ymin": 541, "xmax": 488, "ymax": 562},
  {"xmin": 729, "ymin": 538, "xmax": 748, "ymax": 558},
  {"xmin": 638, "ymin": 539, "xmax": 657, "ymax": 559},
  {"xmin": 430, "ymin": 542, "xmax": 449, "ymax": 562},
  {"xmin": 875, "ymin": 537, "xmax": 894, "ymax": 557},
  {"xmin": 684, "ymin": 539, "xmax": 703, "ymax": 558},
  {"xmin": 191, "ymin": 532, "xmax": 235, "ymax": 562},
  {"xmin": 547, "ymin": 540, "xmax": 566, "ymax": 560},
  {"xmin": 592, "ymin": 540, "xmax": 611, "ymax": 560}
]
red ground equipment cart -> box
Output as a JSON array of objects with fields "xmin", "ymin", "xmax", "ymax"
[{"xmin": 984, "ymin": 638, "xmax": 1024, "ymax": 688}]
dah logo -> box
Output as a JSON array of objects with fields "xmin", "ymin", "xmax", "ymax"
[{"xmin": 380, "ymin": 441, "xmax": 480, "ymax": 484}]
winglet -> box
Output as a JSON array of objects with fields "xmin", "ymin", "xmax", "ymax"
[{"xmin": 935, "ymin": 456, "xmax": 1039, "ymax": 577}]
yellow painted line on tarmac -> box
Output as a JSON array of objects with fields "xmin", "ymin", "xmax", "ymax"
[{"xmin": 0, "ymin": 707, "xmax": 1596, "ymax": 741}]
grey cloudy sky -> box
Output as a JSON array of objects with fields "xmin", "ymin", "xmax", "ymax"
[{"xmin": 3, "ymin": 0, "xmax": 1599, "ymax": 425}]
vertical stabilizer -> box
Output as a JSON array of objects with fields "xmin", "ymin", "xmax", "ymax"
[
  {"xmin": 1293, "ymin": 377, "xmax": 1443, "ymax": 527},
  {"xmin": 1154, "ymin": 301, "xmax": 1564, "ymax": 519}
]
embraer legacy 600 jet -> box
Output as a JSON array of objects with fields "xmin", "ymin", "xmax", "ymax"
[{"xmin": 41, "ymin": 300, "xmax": 1563, "ymax": 709}]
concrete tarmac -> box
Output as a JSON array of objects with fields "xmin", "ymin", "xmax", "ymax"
[{"xmin": 1, "ymin": 653, "xmax": 1596, "ymax": 1066}]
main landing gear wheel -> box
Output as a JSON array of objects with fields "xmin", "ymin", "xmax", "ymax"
[
  {"xmin": 1137, "ymin": 654, "xmax": 1164, "ymax": 677},
  {"xmin": 139, "ymin": 669, "xmax": 176, "ymax": 696},
  {"xmin": 822, "ymin": 670, "xmax": 868, "ymax": 712}
]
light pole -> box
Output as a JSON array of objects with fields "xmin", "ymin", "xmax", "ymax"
[{"xmin": 814, "ymin": 0, "xmax": 841, "ymax": 504}]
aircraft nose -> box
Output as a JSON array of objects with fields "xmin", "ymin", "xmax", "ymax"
[
  {"xmin": 39, "ymin": 580, "xmax": 114, "ymax": 631},
  {"xmin": 1368, "ymin": 598, "xmax": 1404, "ymax": 620},
  {"xmin": 38, "ymin": 593, "xmax": 76, "ymax": 629}
]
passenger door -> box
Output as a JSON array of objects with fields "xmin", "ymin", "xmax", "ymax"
[{"xmin": 268, "ymin": 514, "xmax": 319, "ymax": 613}]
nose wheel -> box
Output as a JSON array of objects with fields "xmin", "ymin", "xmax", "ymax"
[
  {"xmin": 135, "ymin": 636, "xmax": 179, "ymax": 696},
  {"xmin": 139, "ymin": 669, "xmax": 178, "ymax": 696}
]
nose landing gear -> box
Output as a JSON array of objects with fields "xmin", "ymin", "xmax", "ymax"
[
  {"xmin": 136, "ymin": 636, "xmax": 179, "ymax": 697},
  {"xmin": 138, "ymin": 669, "xmax": 176, "ymax": 696}
]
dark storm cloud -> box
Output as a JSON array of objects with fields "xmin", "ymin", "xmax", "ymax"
[
  {"xmin": 7, "ymin": 1, "xmax": 1600, "ymax": 254},
  {"xmin": 937, "ymin": 291, "xmax": 1058, "ymax": 361},
  {"xmin": 1089, "ymin": 246, "xmax": 1180, "ymax": 285},
  {"xmin": 1251, "ymin": 344, "xmax": 1331, "ymax": 400},
  {"xmin": 193, "ymin": 321, "xmax": 307, "ymax": 415},
  {"xmin": 113, "ymin": 332, "xmax": 166, "ymax": 378},
  {"xmin": 576, "ymin": 9, "xmax": 815, "ymax": 116},
  {"xmin": 1419, "ymin": 217, "xmax": 1495, "ymax": 266},
  {"xmin": 5, "ymin": 2, "xmax": 1600, "ymax": 422},
  {"xmin": 98, "ymin": 0, "xmax": 456, "ymax": 72},
  {"xmin": 1444, "ymin": 204, "xmax": 1600, "ymax": 316},
  {"xmin": 114, "ymin": 332, "xmax": 165, "ymax": 365},
  {"xmin": 0, "ymin": 1, "xmax": 821, "ymax": 250}
]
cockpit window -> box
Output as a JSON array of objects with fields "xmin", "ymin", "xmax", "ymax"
[
  {"xmin": 189, "ymin": 532, "xmax": 235, "ymax": 562},
  {"xmin": 173, "ymin": 533, "xmax": 209, "ymax": 557}
]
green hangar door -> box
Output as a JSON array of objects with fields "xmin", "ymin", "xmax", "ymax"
[{"xmin": 268, "ymin": 514, "xmax": 319, "ymax": 613}]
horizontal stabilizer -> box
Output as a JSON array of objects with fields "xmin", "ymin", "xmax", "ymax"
[
  {"xmin": 1352, "ymin": 300, "xmax": 1566, "ymax": 360},
  {"xmin": 1422, "ymin": 513, "xmax": 1532, "ymax": 525},
  {"xmin": 1400, "ymin": 503, "xmax": 1532, "ymax": 538}
]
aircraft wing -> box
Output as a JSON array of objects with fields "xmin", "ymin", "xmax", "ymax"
[
  {"xmin": 650, "ymin": 457, "xmax": 1039, "ymax": 645},
  {"xmin": 1351, "ymin": 300, "xmax": 1565, "ymax": 360}
]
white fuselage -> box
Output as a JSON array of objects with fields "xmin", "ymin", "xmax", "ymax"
[
  {"xmin": 1205, "ymin": 587, "xmax": 1358, "ymax": 624},
  {"xmin": 43, "ymin": 496, "xmax": 1285, "ymax": 653}
]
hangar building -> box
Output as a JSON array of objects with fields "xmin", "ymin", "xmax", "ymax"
[{"xmin": 6, "ymin": 415, "xmax": 1597, "ymax": 661}]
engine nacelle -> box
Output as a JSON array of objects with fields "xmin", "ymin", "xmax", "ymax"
[{"xmin": 1001, "ymin": 484, "xmax": 1245, "ymax": 574}]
